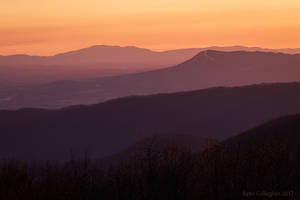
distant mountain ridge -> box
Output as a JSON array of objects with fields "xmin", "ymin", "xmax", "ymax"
[
  {"xmin": 0, "ymin": 45, "xmax": 198, "ymax": 85},
  {"xmin": 1, "ymin": 45, "xmax": 300, "ymax": 85},
  {"xmin": 1, "ymin": 45, "xmax": 300, "ymax": 67},
  {"xmin": 2, "ymin": 50, "xmax": 300, "ymax": 109}
]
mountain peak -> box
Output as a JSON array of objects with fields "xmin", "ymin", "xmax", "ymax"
[
  {"xmin": 54, "ymin": 45, "xmax": 155, "ymax": 57},
  {"xmin": 192, "ymin": 49, "xmax": 287, "ymax": 61},
  {"xmin": 184, "ymin": 50, "xmax": 221, "ymax": 64}
]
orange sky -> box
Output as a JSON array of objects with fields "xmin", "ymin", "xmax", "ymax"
[{"xmin": 1, "ymin": 0, "xmax": 300, "ymax": 55}]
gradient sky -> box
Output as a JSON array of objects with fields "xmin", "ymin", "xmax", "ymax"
[{"xmin": 1, "ymin": 0, "xmax": 300, "ymax": 55}]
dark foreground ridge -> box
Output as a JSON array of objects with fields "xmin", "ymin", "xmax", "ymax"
[{"xmin": 1, "ymin": 82, "xmax": 300, "ymax": 160}]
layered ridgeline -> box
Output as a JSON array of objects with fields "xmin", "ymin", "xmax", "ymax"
[
  {"xmin": 2, "ymin": 50, "xmax": 300, "ymax": 109},
  {"xmin": 1, "ymin": 82, "xmax": 300, "ymax": 161}
]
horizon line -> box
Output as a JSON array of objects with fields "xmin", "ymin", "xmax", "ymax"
[{"xmin": 1, "ymin": 44, "xmax": 300, "ymax": 57}]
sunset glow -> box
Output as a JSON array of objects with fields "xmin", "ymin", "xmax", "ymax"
[{"xmin": 1, "ymin": 0, "xmax": 300, "ymax": 55}]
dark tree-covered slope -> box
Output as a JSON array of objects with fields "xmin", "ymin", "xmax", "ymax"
[{"xmin": 1, "ymin": 82, "xmax": 300, "ymax": 160}]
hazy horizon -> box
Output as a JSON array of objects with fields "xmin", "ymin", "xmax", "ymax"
[
  {"xmin": 1, "ymin": 44, "xmax": 300, "ymax": 57},
  {"xmin": 1, "ymin": 0, "xmax": 300, "ymax": 55}
]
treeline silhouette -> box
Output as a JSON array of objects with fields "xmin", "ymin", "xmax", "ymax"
[{"xmin": 0, "ymin": 133, "xmax": 298, "ymax": 200}]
